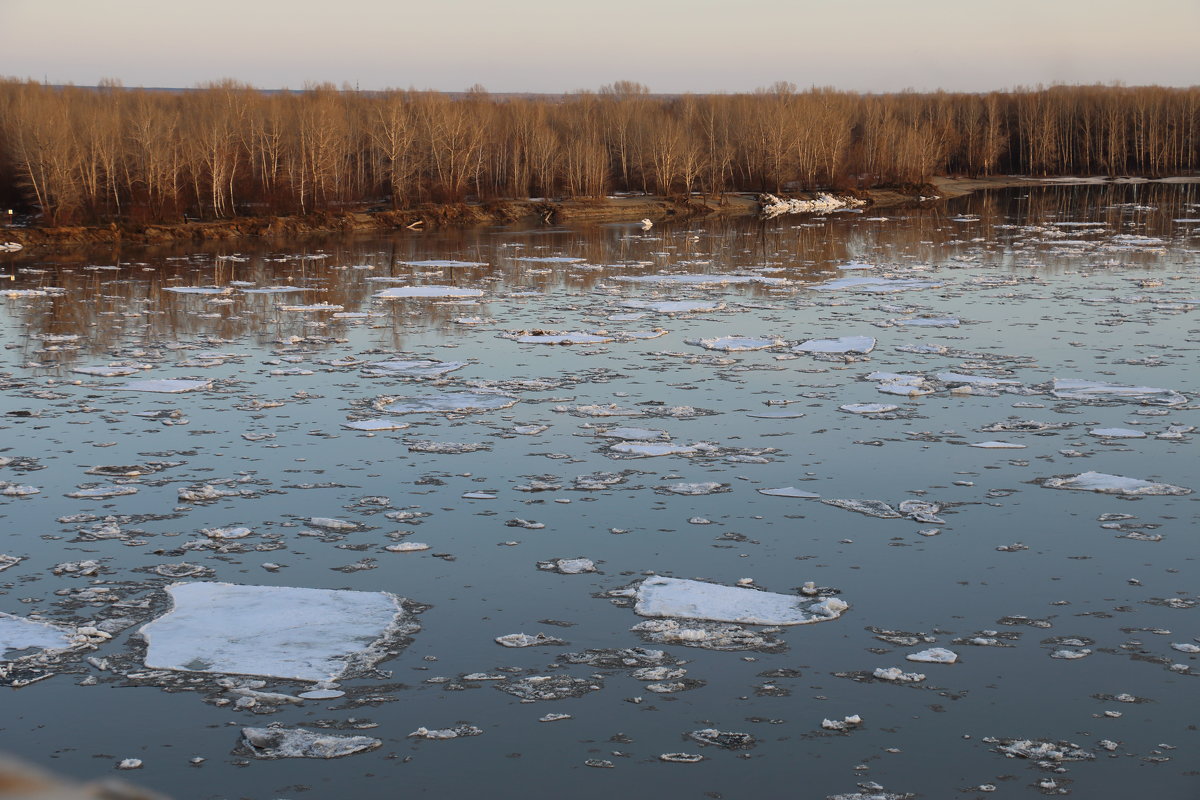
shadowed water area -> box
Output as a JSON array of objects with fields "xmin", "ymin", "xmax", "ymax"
[{"xmin": 1, "ymin": 183, "xmax": 1197, "ymax": 799}]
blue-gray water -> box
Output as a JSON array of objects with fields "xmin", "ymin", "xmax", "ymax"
[{"xmin": 1, "ymin": 182, "xmax": 1197, "ymax": 799}]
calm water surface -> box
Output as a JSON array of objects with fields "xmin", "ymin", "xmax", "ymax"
[{"xmin": 1, "ymin": 183, "xmax": 1198, "ymax": 799}]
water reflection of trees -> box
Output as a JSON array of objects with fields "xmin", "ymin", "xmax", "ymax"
[{"xmin": 6, "ymin": 185, "xmax": 1195, "ymax": 361}]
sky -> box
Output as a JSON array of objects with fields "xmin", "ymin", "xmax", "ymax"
[{"xmin": 3, "ymin": 0, "xmax": 1197, "ymax": 94}]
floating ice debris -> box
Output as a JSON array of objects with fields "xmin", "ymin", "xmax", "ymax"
[
  {"xmin": 839, "ymin": 404, "xmax": 900, "ymax": 415},
  {"xmin": 341, "ymin": 419, "xmax": 410, "ymax": 431},
  {"xmin": 1050, "ymin": 648, "xmax": 1092, "ymax": 659},
  {"xmin": 595, "ymin": 426, "xmax": 670, "ymax": 441},
  {"xmin": 608, "ymin": 441, "xmax": 717, "ymax": 457},
  {"xmin": 0, "ymin": 613, "xmax": 76, "ymax": 657},
  {"xmin": 201, "ymin": 526, "xmax": 252, "ymax": 539},
  {"xmin": 969, "ymin": 441, "xmax": 1026, "ymax": 449},
  {"xmin": 461, "ymin": 491, "xmax": 497, "ymax": 500},
  {"xmin": 981, "ymin": 419, "xmax": 1071, "ymax": 432},
  {"xmin": 495, "ymin": 633, "xmax": 566, "ymax": 648},
  {"xmin": 374, "ymin": 286, "xmax": 485, "ymax": 298},
  {"xmin": 515, "ymin": 256, "xmax": 586, "ymax": 263},
  {"xmin": 71, "ymin": 365, "xmax": 142, "ymax": 377},
  {"xmin": 278, "ymin": 302, "xmax": 343, "ymax": 312},
  {"xmin": 377, "ymin": 391, "xmax": 518, "ymax": 415},
  {"xmin": 139, "ymin": 582, "xmax": 411, "ymax": 682},
  {"xmin": 361, "ymin": 359, "xmax": 467, "ymax": 378},
  {"xmin": 935, "ymin": 372, "xmax": 1021, "ymax": 387},
  {"xmin": 895, "ymin": 343, "xmax": 949, "ymax": 355},
  {"xmin": 993, "ymin": 738, "xmax": 1094, "ymax": 762},
  {"xmin": 906, "ymin": 647, "xmax": 958, "ymax": 664},
  {"xmin": 504, "ymin": 330, "xmax": 613, "ymax": 345},
  {"xmin": 1170, "ymin": 643, "xmax": 1200, "ymax": 653},
  {"xmin": 399, "ymin": 259, "xmax": 489, "ymax": 268},
  {"xmin": 65, "ymin": 486, "xmax": 138, "ymax": 499},
  {"xmin": 409, "ymin": 725, "xmax": 483, "ymax": 739},
  {"xmin": 384, "ymin": 542, "xmax": 430, "ymax": 552},
  {"xmin": 238, "ymin": 285, "xmax": 308, "ymax": 294},
  {"xmin": 163, "ymin": 286, "xmax": 232, "ymax": 295},
  {"xmin": 656, "ymin": 482, "xmax": 729, "ymax": 495},
  {"xmin": 1039, "ymin": 472, "xmax": 1190, "ymax": 496},
  {"xmin": 497, "ymin": 675, "xmax": 602, "ymax": 701},
  {"xmin": 0, "ymin": 242, "xmax": 23, "ymax": 252},
  {"xmin": 659, "ymin": 753, "xmax": 704, "ymax": 763},
  {"xmin": 615, "ymin": 273, "xmax": 788, "ymax": 286},
  {"xmin": 309, "ymin": 517, "xmax": 358, "ymax": 530},
  {"xmin": 793, "ymin": 336, "xmax": 876, "ymax": 354},
  {"xmin": 538, "ymin": 558, "xmax": 596, "ymax": 574},
  {"xmin": 811, "ymin": 276, "xmax": 943, "ymax": 293},
  {"xmin": 758, "ymin": 487, "xmax": 821, "ymax": 499},
  {"xmin": 687, "ymin": 729, "xmax": 757, "ymax": 750},
  {"xmin": 408, "ymin": 441, "xmax": 489, "ymax": 454},
  {"xmin": 0, "ymin": 483, "xmax": 37, "ymax": 496},
  {"xmin": 822, "ymin": 715, "xmax": 864, "ymax": 731},
  {"xmin": 622, "ymin": 300, "xmax": 726, "ymax": 314},
  {"xmin": 1089, "ymin": 428, "xmax": 1147, "ymax": 439},
  {"xmin": 688, "ymin": 336, "xmax": 784, "ymax": 352},
  {"xmin": 631, "ymin": 618, "xmax": 782, "ymax": 650},
  {"xmin": 822, "ymin": 499, "xmax": 902, "ymax": 519},
  {"xmin": 1051, "ymin": 378, "xmax": 1187, "ymax": 406},
  {"xmin": 634, "ymin": 576, "xmax": 848, "ymax": 626},
  {"xmin": 298, "ymin": 688, "xmax": 346, "ymax": 700},
  {"xmin": 872, "ymin": 667, "xmax": 926, "ymax": 683},
  {"xmin": 891, "ymin": 317, "xmax": 960, "ymax": 327},
  {"xmin": 240, "ymin": 727, "xmax": 381, "ymax": 759},
  {"xmin": 113, "ymin": 379, "xmax": 210, "ymax": 393},
  {"xmin": 0, "ymin": 555, "xmax": 21, "ymax": 572}
]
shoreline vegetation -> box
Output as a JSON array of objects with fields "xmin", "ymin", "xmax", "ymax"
[{"xmin": 1, "ymin": 79, "xmax": 1199, "ymax": 248}]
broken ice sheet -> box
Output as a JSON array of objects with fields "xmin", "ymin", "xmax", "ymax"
[
  {"xmin": 139, "ymin": 582, "xmax": 412, "ymax": 682},
  {"xmin": 112, "ymin": 379, "xmax": 211, "ymax": 393},
  {"xmin": 374, "ymin": 285, "xmax": 485, "ymax": 298},
  {"xmin": 687, "ymin": 336, "xmax": 784, "ymax": 351},
  {"xmin": 376, "ymin": 391, "xmax": 518, "ymax": 414},
  {"xmin": 633, "ymin": 577, "xmax": 848, "ymax": 626},
  {"xmin": 621, "ymin": 299, "xmax": 726, "ymax": 314},
  {"xmin": 240, "ymin": 727, "xmax": 381, "ymax": 759},
  {"xmin": 1038, "ymin": 472, "xmax": 1191, "ymax": 496},
  {"xmin": 360, "ymin": 359, "xmax": 467, "ymax": 378},
  {"xmin": 1, "ymin": 613, "xmax": 76, "ymax": 657},
  {"xmin": 793, "ymin": 336, "xmax": 876, "ymax": 354},
  {"xmin": 757, "ymin": 487, "xmax": 821, "ymax": 499},
  {"xmin": 1051, "ymin": 378, "xmax": 1187, "ymax": 406}
]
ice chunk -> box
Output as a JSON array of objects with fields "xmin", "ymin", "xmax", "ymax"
[
  {"xmin": 539, "ymin": 558, "xmax": 596, "ymax": 574},
  {"xmin": 608, "ymin": 442, "xmax": 717, "ymax": 457},
  {"xmin": 811, "ymin": 276, "xmax": 943, "ymax": 292},
  {"xmin": 688, "ymin": 336, "xmax": 784, "ymax": 351},
  {"xmin": 139, "ymin": 582, "xmax": 409, "ymax": 681},
  {"xmin": 495, "ymin": 632, "xmax": 566, "ymax": 648},
  {"xmin": 595, "ymin": 427, "xmax": 670, "ymax": 441},
  {"xmin": 377, "ymin": 391, "xmax": 518, "ymax": 414},
  {"xmin": 408, "ymin": 725, "xmax": 483, "ymax": 739},
  {"xmin": 71, "ymin": 365, "xmax": 141, "ymax": 377},
  {"xmin": 1089, "ymin": 428, "xmax": 1147, "ymax": 439},
  {"xmin": 757, "ymin": 487, "xmax": 821, "ymax": 499},
  {"xmin": 341, "ymin": 419, "xmax": 410, "ymax": 431},
  {"xmin": 634, "ymin": 576, "xmax": 848, "ymax": 626},
  {"xmin": 821, "ymin": 499, "xmax": 902, "ymax": 519},
  {"xmin": 936, "ymin": 372, "xmax": 1021, "ymax": 386},
  {"xmin": 872, "ymin": 667, "xmax": 926, "ymax": 682},
  {"xmin": 793, "ymin": 336, "xmax": 876, "ymax": 354},
  {"xmin": 506, "ymin": 331, "xmax": 613, "ymax": 345},
  {"xmin": 163, "ymin": 286, "xmax": 232, "ymax": 295},
  {"xmin": 113, "ymin": 379, "xmax": 211, "ymax": 393},
  {"xmin": 614, "ymin": 274, "xmax": 788, "ymax": 286},
  {"xmin": 240, "ymin": 727, "xmax": 381, "ymax": 759},
  {"xmin": 906, "ymin": 647, "xmax": 958, "ymax": 664},
  {"xmin": 1051, "ymin": 378, "xmax": 1186, "ymax": 406},
  {"xmin": 969, "ymin": 441, "xmax": 1026, "ymax": 449},
  {"xmin": 1, "ymin": 613, "xmax": 76, "ymax": 657},
  {"xmin": 656, "ymin": 482, "xmax": 729, "ymax": 495},
  {"xmin": 1039, "ymin": 472, "xmax": 1190, "ymax": 496},
  {"xmin": 686, "ymin": 729, "xmax": 757, "ymax": 749},
  {"xmin": 361, "ymin": 359, "xmax": 467, "ymax": 378},
  {"xmin": 839, "ymin": 403, "xmax": 900, "ymax": 415},
  {"xmin": 398, "ymin": 260, "xmax": 488, "ymax": 268},
  {"xmin": 622, "ymin": 300, "xmax": 726, "ymax": 314},
  {"xmin": 375, "ymin": 286, "xmax": 484, "ymax": 298},
  {"xmin": 892, "ymin": 317, "xmax": 960, "ymax": 327}
]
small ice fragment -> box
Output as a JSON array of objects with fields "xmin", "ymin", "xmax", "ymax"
[
  {"xmin": 757, "ymin": 487, "xmax": 821, "ymax": 499},
  {"xmin": 839, "ymin": 403, "xmax": 900, "ymax": 415},
  {"xmin": 1039, "ymin": 472, "xmax": 1190, "ymax": 496},
  {"xmin": 539, "ymin": 558, "xmax": 596, "ymax": 574},
  {"xmin": 241, "ymin": 727, "xmax": 381, "ymax": 758},
  {"xmin": 374, "ymin": 286, "xmax": 484, "ymax": 299},
  {"xmin": 969, "ymin": 441, "xmax": 1025, "ymax": 449},
  {"xmin": 495, "ymin": 632, "xmax": 566, "ymax": 648},
  {"xmin": 309, "ymin": 517, "xmax": 358, "ymax": 530},
  {"xmin": 384, "ymin": 542, "xmax": 430, "ymax": 553},
  {"xmin": 1089, "ymin": 428, "xmax": 1147, "ymax": 439},
  {"xmin": 341, "ymin": 419, "xmax": 410, "ymax": 431},
  {"xmin": 298, "ymin": 689, "xmax": 346, "ymax": 699},
  {"xmin": 793, "ymin": 336, "xmax": 876, "ymax": 355},
  {"xmin": 634, "ymin": 576, "xmax": 848, "ymax": 626},
  {"xmin": 116, "ymin": 759, "xmax": 143, "ymax": 770},
  {"xmin": 872, "ymin": 667, "xmax": 925, "ymax": 682},
  {"xmin": 688, "ymin": 336, "xmax": 784, "ymax": 352},
  {"xmin": 906, "ymin": 647, "xmax": 958, "ymax": 664},
  {"xmin": 539, "ymin": 713, "xmax": 572, "ymax": 722},
  {"xmin": 113, "ymin": 379, "xmax": 211, "ymax": 393}
]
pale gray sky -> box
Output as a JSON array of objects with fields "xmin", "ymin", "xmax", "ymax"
[{"xmin": 3, "ymin": 0, "xmax": 1197, "ymax": 93}]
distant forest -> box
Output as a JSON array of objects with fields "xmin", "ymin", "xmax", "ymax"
[{"xmin": 1, "ymin": 79, "xmax": 1197, "ymax": 224}]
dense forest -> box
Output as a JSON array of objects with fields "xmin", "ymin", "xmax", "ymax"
[{"xmin": 0, "ymin": 79, "xmax": 1197, "ymax": 225}]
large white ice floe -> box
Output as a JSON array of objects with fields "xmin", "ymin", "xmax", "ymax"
[
  {"xmin": 622, "ymin": 300, "xmax": 726, "ymax": 314},
  {"xmin": 839, "ymin": 403, "xmax": 900, "ymax": 415},
  {"xmin": 374, "ymin": 285, "xmax": 485, "ymax": 299},
  {"xmin": 240, "ymin": 727, "xmax": 381, "ymax": 759},
  {"xmin": 1, "ymin": 613, "xmax": 76, "ymax": 657},
  {"xmin": 608, "ymin": 441, "xmax": 718, "ymax": 457},
  {"xmin": 810, "ymin": 276, "xmax": 943, "ymax": 293},
  {"xmin": 112, "ymin": 379, "xmax": 211, "ymax": 393},
  {"xmin": 687, "ymin": 336, "xmax": 784, "ymax": 352},
  {"xmin": 1050, "ymin": 378, "xmax": 1187, "ymax": 406},
  {"xmin": 139, "ymin": 582, "xmax": 411, "ymax": 682},
  {"xmin": 361, "ymin": 359, "xmax": 467, "ymax": 378},
  {"xmin": 906, "ymin": 647, "xmax": 958, "ymax": 664},
  {"xmin": 793, "ymin": 336, "xmax": 876, "ymax": 355},
  {"xmin": 1038, "ymin": 472, "xmax": 1190, "ymax": 496},
  {"xmin": 376, "ymin": 391, "xmax": 518, "ymax": 414},
  {"xmin": 633, "ymin": 577, "xmax": 848, "ymax": 626},
  {"xmin": 614, "ymin": 273, "xmax": 788, "ymax": 286},
  {"xmin": 504, "ymin": 330, "xmax": 613, "ymax": 345}
]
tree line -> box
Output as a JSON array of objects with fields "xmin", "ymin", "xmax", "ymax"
[{"xmin": 0, "ymin": 78, "xmax": 1197, "ymax": 225}]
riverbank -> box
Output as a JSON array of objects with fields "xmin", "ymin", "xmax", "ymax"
[{"xmin": 7, "ymin": 175, "xmax": 1189, "ymax": 250}]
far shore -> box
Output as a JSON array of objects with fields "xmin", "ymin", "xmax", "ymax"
[{"xmin": 3, "ymin": 175, "xmax": 1194, "ymax": 251}]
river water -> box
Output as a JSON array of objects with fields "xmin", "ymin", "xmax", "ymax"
[{"xmin": 1, "ymin": 182, "xmax": 1197, "ymax": 799}]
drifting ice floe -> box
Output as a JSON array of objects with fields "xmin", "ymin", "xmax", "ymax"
[
  {"xmin": 906, "ymin": 647, "xmax": 958, "ymax": 664},
  {"xmin": 505, "ymin": 331, "xmax": 613, "ymax": 345},
  {"xmin": 1, "ymin": 613, "xmax": 76, "ymax": 657},
  {"xmin": 113, "ymin": 379, "xmax": 211, "ymax": 393},
  {"xmin": 614, "ymin": 274, "xmax": 788, "ymax": 286},
  {"xmin": 839, "ymin": 403, "xmax": 900, "ymax": 415},
  {"xmin": 1051, "ymin": 378, "xmax": 1187, "ymax": 406},
  {"xmin": 811, "ymin": 276, "xmax": 943, "ymax": 293},
  {"xmin": 240, "ymin": 727, "xmax": 381, "ymax": 759},
  {"xmin": 361, "ymin": 359, "xmax": 467, "ymax": 378},
  {"xmin": 1038, "ymin": 472, "xmax": 1191, "ymax": 496},
  {"xmin": 688, "ymin": 336, "xmax": 784, "ymax": 351},
  {"xmin": 633, "ymin": 576, "xmax": 848, "ymax": 626},
  {"xmin": 374, "ymin": 286, "xmax": 485, "ymax": 299},
  {"xmin": 622, "ymin": 300, "xmax": 726, "ymax": 314},
  {"xmin": 398, "ymin": 260, "xmax": 488, "ymax": 268},
  {"xmin": 757, "ymin": 487, "xmax": 821, "ymax": 499},
  {"xmin": 139, "ymin": 582, "xmax": 411, "ymax": 682},
  {"xmin": 793, "ymin": 336, "xmax": 876, "ymax": 355},
  {"xmin": 377, "ymin": 391, "xmax": 518, "ymax": 414}
]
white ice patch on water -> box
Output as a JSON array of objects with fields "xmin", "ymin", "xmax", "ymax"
[
  {"xmin": 634, "ymin": 576, "xmax": 848, "ymax": 626},
  {"xmin": 688, "ymin": 336, "xmax": 784, "ymax": 351},
  {"xmin": 0, "ymin": 613, "xmax": 76, "ymax": 657},
  {"xmin": 1040, "ymin": 471, "xmax": 1191, "ymax": 496},
  {"xmin": 757, "ymin": 487, "xmax": 821, "ymax": 499},
  {"xmin": 378, "ymin": 392, "xmax": 518, "ymax": 415},
  {"xmin": 614, "ymin": 274, "xmax": 788, "ymax": 286},
  {"xmin": 361, "ymin": 359, "xmax": 466, "ymax": 378},
  {"xmin": 969, "ymin": 441, "xmax": 1026, "ymax": 449},
  {"xmin": 113, "ymin": 379, "xmax": 211, "ymax": 393},
  {"xmin": 793, "ymin": 336, "xmax": 876, "ymax": 354},
  {"xmin": 622, "ymin": 300, "xmax": 726, "ymax": 314},
  {"xmin": 811, "ymin": 276, "xmax": 943, "ymax": 293},
  {"xmin": 341, "ymin": 419, "xmax": 411, "ymax": 431},
  {"xmin": 507, "ymin": 331, "xmax": 613, "ymax": 345},
  {"xmin": 839, "ymin": 404, "xmax": 900, "ymax": 415},
  {"xmin": 241, "ymin": 727, "xmax": 381, "ymax": 759},
  {"xmin": 906, "ymin": 647, "xmax": 958, "ymax": 664},
  {"xmin": 374, "ymin": 286, "xmax": 484, "ymax": 299},
  {"xmin": 609, "ymin": 442, "xmax": 717, "ymax": 457},
  {"xmin": 1051, "ymin": 378, "xmax": 1187, "ymax": 406},
  {"xmin": 139, "ymin": 582, "xmax": 407, "ymax": 682},
  {"xmin": 1089, "ymin": 428, "xmax": 1147, "ymax": 439},
  {"xmin": 71, "ymin": 365, "xmax": 142, "ymax": 377},
  {"xmin": 398, "ymin": 260, "xmax": 489, "ymax": 268}
]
